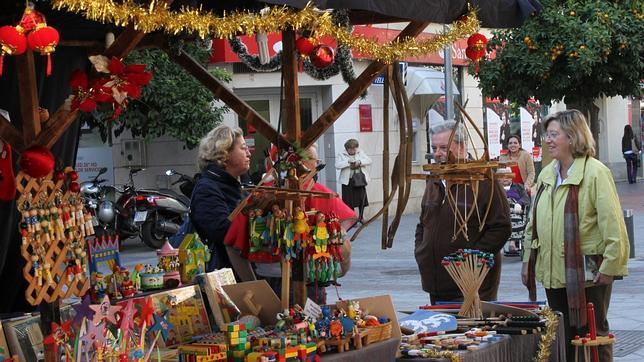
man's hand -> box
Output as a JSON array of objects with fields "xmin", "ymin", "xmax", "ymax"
[
  {"xmin": 593, "ymin": 272, "xmax": 613, "ymax": 286},
  {"xmin": 521, "ymin": 262, "xmax": 529, "ymax": 287}
]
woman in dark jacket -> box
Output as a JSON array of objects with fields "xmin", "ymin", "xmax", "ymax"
[
  {"xmin": 191, "ymin": 125, "xmax": 254, "ymax": 276},
  {"xmin": 622, "ymin": 124, "xmax": 641, "ymax": 184}
]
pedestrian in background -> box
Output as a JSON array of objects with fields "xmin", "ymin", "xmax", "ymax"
[
  {"xmin": 499, "ymin": 134, "xmax": 536, "ymax": 192},
  {"xmin": 335, "ymin": 139, "xmax": 371, "ymax": 222},
  {"xmin": 522, "ymin": 110, "xmax": 629, "ymax": 361},
  {"xmin": 622, "ymin": 124, "xmax": 641, "ymax": 184}
]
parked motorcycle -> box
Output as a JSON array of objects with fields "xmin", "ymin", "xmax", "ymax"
[
  {"xmin": 114, "ymin": 168, "xmax": 190, "ymax": 249},
  {"xmin": 165, "ymin": 169, "xmax": 197, "ymax": 199},
  {"xmin": 80, "ymin": 167, "xmax": 116, "ymax": 236}
]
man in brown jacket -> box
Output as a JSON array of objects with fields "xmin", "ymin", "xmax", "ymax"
[{"xmin": 415, "ymin": 120, "xmax": 511, "ymax": 304}]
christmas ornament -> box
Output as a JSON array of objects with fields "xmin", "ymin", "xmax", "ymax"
[
  {"xmin": 296, "ymin": 36, "xmax": 315, "ymax": 56},
  {"xmin": 0, "ymin": 141, "xmax": 16, "ymax": 201},
  {"xmin": 27, "ymin": 25, "xmax": 59, "ymax": 76},
  {"xmin": 19, "ymin": 146, "xmax": 54, "ymax": 178},
  {"xmin": 310, "ymin": 44, "xmax": 335, "ymax": 69},
  {"xmin": 0, "ymin": 25, "xmax": 28, "ymax": 75},
  {"xmin": 16, "ymin": 4, "xmax": 46, "ymax": 34},
  {"xmin": 465, "ymin": 33, "xmax": 487, "ymax": 73}
]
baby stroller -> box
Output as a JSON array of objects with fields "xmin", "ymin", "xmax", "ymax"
[{"xmin": 503, "ymin": 184, "xmax": 531, "ymax": 257}]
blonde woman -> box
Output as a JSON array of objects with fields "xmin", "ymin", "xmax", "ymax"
[
  {"xmin": 335, "ymin": 139, "xmax": 371, "ymax": 222},
  {"xmin": 191, "ymin": 125, "xmax": 253, "ymax": 276},
  {"xmin": 522, "ymin": 110, "xmax": 629, "ymax": 361}
]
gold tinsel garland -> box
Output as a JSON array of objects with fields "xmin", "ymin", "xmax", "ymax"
[
  {"xmin": 534, "ymin": 307, "xmax": 559, "ymax": 362},
  {"xmin": 51, "ymin": 0, "xmax": 480, "ymax": 64}
]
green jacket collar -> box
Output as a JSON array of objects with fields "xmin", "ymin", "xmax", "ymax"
[{"xmin": 541, "ymin": 157, "xmax": 588, "ymax": 186}]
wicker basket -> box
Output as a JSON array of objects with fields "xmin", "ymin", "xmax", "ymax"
[{"xmin": 362, "ymin": 322, "xmax": 393, "ymax": 345}]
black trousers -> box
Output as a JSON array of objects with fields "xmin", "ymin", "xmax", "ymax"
[
  {"xmin": 624, "ymin": 154, "xmax": 639, "ymax": 184},
  {"xmin": 545, "ymin": 284, "xmax": 612, "ymax": 362}
]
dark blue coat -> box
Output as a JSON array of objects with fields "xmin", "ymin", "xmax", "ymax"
[{"xmin": 191, "ymin": 164, "xmax": 242, "ymax": 271}]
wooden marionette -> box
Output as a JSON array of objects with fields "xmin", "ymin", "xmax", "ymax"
[
  {"xmin": 293, "ymin": 206, "xmax": 310, "ymax": 251},
  {"xmin": 327, "ymin": 212, "xmax": 343, "ymax": 261},
  {"xmin": 313, "ymin": 212, "xmax": 329, "ymax": 253},
  {"xmin": 250, "ymin": 209, "xmax": 270, "ymax": 254},
  {"xmin": 31, "ymin": 255, "xmax": 42, "ymax": 286},
  {"xmin": 270, "ymin": 205, "xmax": 285, "ymax": 255},
  {"xmin": 84, "ymin": 212, "xmax": 95, "ymax": 235},
  {"xmin": 62, "ymin": 204, "xmax": 72, "ymax": 229},
  {"xmin": 282, "ymin": 208, "xmax": 296, "ymax": 260},
  {"xmin": 38, "ymin": 209, "xmax": 51, "ymax": 243},
  {"xmin": 30, "ymin": 209, "xmax": 41, "ymax": 233}
]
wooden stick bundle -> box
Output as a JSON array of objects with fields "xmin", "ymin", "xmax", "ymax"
[{"xmin": 442, "ymin": 249, "xmax": 495, "ymax": 318}]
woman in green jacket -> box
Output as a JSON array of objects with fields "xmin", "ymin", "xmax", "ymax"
[{"xmin": 521, "ymin": 109, "xmax": 629, "ymax": 361}]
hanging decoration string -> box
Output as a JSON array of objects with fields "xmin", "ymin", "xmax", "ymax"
[
  {"xmin": 52, "ymin": 0, "xmax": 480, "ymax": 64},
  {"xmin": 229, "ymin": 9, "xmax": 360, "ymax": 93},
  {"xmin": 533, "ymin": 307, "xmax": 559, "ymax": 362}
]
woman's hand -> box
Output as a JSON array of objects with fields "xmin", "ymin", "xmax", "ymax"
[
  {"xmin": 521, "ymin": 262, "xmax": 529, "ymax": 286},
  {"xmin": 593, "ymin": 272, "xmax": 614, "ymax": 286}
]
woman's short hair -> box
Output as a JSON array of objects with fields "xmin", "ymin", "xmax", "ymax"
[
  {"xmin": 344, "ymin": 139, "xmax": 359, "ymax": 150},
  {"xmin": 197, "ymin": 125, "xmax": 244, "ymax": 170},
  {"xmin": 543, "ymin": 109, "xmax": 595, "ymax": 158},
  {"xmin": 429, "ymin": 120, "xmax": 465, "ymax": 144}
]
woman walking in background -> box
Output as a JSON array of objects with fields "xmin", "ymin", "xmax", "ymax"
[
  {"xmin": 622, "ymin": 124, "xmax": 641, "ymax": 184},
  {"xmin": 335, "ymin": 139, "xmax": 371, "ymax": 222}
]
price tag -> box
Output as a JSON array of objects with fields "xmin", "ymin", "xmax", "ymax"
[{"xmin": 304, "ymin": 298, "xmax": 322, "ymax": 320}]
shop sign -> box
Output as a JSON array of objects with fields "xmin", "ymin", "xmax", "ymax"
[{"xmin": 359, "ymin": 104, "xmax": 373, "ymax": 132}]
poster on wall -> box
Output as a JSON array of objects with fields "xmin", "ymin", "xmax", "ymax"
[
  {"xmin": 359, "ymin": 104, "xmax": 373, "ymax": 132},
  {"xmin": 484, "ymin": 98, "xmax": 510, "ymax": 159},
  {"xmin": 525, "ymin": 99, "xmax": 543, "ymax": 162}
]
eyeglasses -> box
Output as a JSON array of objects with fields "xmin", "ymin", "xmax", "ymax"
[{"xmin": 545, "ymin": 131, "xmax": 561, "ymax": 140}]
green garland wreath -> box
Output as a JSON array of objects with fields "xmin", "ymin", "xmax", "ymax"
[{"xmin": 228, "ymin": 9, "xmax": 360, "ymax": 92}]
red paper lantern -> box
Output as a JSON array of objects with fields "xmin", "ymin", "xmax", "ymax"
[
  {"xmin": 27, "ymin": 26, "xmax": 59, "ymax": 76},
  {"xmin": 310, "ymin": 44, "xmax": 335, "ymax": 69},
  {"xmin": 465, "ymin": 47, "xmax": 486, "ymax": 62},
  {"xmin": 0, "ymin": 25, "xmax": 28, "ymax": 76},
  {"xmin": 19, "ymin": 146, "xmax": 55, "ymax": 178},
  {"xmin": 467, "ymin": 33, "xmax": 488, "ymax": 52},
  {"xmin": 295, "ymin": 37, "xmax": 315, "ymax": 56}
]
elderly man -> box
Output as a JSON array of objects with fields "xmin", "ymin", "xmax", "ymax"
[{"xmin": 415, "ymin": 120, "xmax": 511, "ymax": 304}]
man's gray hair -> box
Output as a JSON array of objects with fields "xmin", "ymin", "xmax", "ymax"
[{"xmin": 429, "ymin": 120, "xmax": 465, "ymax": 144}]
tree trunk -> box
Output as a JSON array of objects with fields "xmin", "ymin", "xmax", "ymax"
[{"xmin": 567, "ymin": 100, "xmax": 600, "ymax": 157}]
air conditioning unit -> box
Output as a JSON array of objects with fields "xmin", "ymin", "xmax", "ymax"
[{"xmin": 120, "ymin": 139, "xmax": 147, "ymax": 168}]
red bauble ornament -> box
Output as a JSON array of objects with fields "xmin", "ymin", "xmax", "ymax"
[
  {"xmin": 54, "ymin": 170, "xmax": 65, "ymax": 181},
  {"xmin": 467, "ymin": 33, "xmax": 488, "ymax": 52},
  {"xmin": 295, "ymin": 37, "xmax": 315, "ymax": 56},
  {"xmin": 310, "ymin": 44, "xmax": 335, "ymax": 69},
  {"xmin": 70, "ymin": 182, "xmax": 80, "ymax": 193},
  {"xmin": 0, "ymin": 25, "xmax": 28, "ymax": 76},
  {"xmin": 27, "ymin": 26, "xmax": 59, "ymax": 76},
  {"xmin": 19, "ymin": 146, "xmax": 54, "ymax": 178},
  {"xmin": 68, "ymin": 170, "xmax": 78, "ymax": 181}
]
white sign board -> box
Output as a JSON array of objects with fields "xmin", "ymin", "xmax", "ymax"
[
  {"xmin": 486, "ymin": 108, "xmax": 502, "ymax": 159},
  {"xmin": 75, "ymin": 147, "xmax": 115, "ymax": 184}
]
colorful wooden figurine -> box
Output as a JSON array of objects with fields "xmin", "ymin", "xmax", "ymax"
[
  {"xmin": 312, "ymin": 212, "xmax": 329, "ymax": 253},
  {"xmin": 270, "ymin": 204, "xmax": 284, "ymax": 255},
  {"xmin": 293, "ymin": 207, "xmax": 310, "ymax": 251},
  {"xmin": 282, "ymin": 208, "xmax": 296, "ymax": 260}
]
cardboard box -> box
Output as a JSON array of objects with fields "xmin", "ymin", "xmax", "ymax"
[{"xmin": 222, "ymin": 280, "xmax": 282, "ymax": 326}]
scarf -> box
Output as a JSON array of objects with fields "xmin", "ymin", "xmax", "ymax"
[{"xmin": 528, "ymin": 180, "xmax": 587, "ymax": 330}]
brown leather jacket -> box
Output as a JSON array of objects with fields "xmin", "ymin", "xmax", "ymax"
[{"xmin": 414, "ymin": 179, "xmax": 511, "ymax": 302}]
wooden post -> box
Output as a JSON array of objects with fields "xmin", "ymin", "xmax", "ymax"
[
  {"xmin": 381, "ymin": 66, "xmax": 391, "ymax": 250},
  {"xmin": 281, "ymin": 27, "xmax": 308, "ymax": 307},
  {"xmin": 16, "ymin": 50, "xmax": 41, "ymax": 143},
  {"xmin": 0, "ymin": 114, "xmax": 26, "ymax": 152}
]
